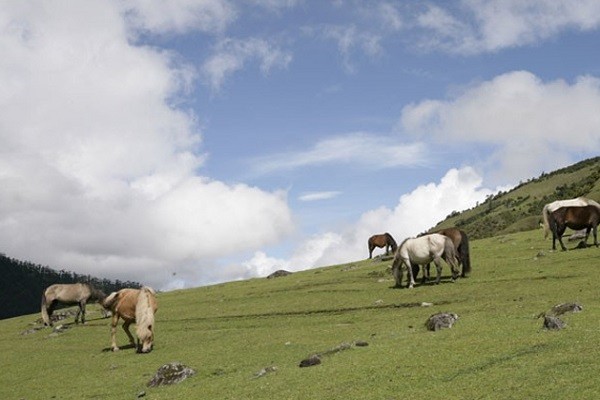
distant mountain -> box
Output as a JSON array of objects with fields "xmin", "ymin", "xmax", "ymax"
[
  {"xmin": 431, "ymin": 157, "xmax": 600, "ymax": 239},
  {"xmin": 0, "ymin": 253, "xmax": 140, "ymax": 320}
]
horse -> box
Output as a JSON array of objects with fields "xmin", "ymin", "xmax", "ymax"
[
  {"xmin": 541, "ymin": 197, "xmax": 599, "ymax": 238},
  {"xmin": 368, "ymin": 232, "xmax": 398, "ymax": 259},
  {"xmin": 548, "ymin": 205, "xmax": 600, "ymax": 251},
  {"xmin": 103, "ymin": 286, "xmax": 157, "ymax": 353},
  {"xmin": 41, "ymin": 283, "xmax": 106, "ymax": 326},
  {"xmin": 417, "ymin": 227, "xmax": 472, "ymax": 281},
  {"xmin": 391, "ymin": 233, "xmax": 460, "ymax": 289}
]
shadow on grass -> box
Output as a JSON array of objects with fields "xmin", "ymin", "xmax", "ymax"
[
  {"xmin": 442, "ymin": 343, "xmax": 551, "ymax": 382},
  {"xmin": 101, "ymin": 343, "xmax": 136, "ymax": 353},
  {"xmin": 169, "ymin": 300, "xmax": 454, "ymax": 323}
]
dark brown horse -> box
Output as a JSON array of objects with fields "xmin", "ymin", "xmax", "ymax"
[
  {"xmin": 41, "ymin": 283, "xmax": 106, "ymax": 326},
  {"xmin": 368, "ymin": 232, "xmax": 398, "ymax": 259},
  {"xmin": 548, "ymin": 205, "xmax": 600, "ymax": 251},
  {"xmin": 414, "ymin": 227, "xmax": 471, "ymax": 281}
]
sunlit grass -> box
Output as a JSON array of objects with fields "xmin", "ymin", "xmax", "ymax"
[{"xmin": 1, "ymin": 229, "xmax": 598, "ymax": 399}]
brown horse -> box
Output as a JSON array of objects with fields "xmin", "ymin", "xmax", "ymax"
[
  {"xmin": 368, "ymin": 232, "xmax": 398, "ymax": 259},
  {"xmin": 41, "ymin": 283, "xmax": 106, "ymax": 326},
  {"xmin": 103, "ymin": 286, "xmax": 157, "ymax": 353},
  {"xmin": 415, "ymin": 227, "xmax": 471, "ymax": 281},
  {"xmin": 548, "ymin": 205, "xmax": 600, "ymax": 251}
]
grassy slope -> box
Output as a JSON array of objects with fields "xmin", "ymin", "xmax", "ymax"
[{"xmin": 1, "ymin": 229, "xmax": 599, "ymax": 399}]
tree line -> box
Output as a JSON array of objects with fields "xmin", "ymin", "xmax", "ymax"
[{"xmin": 0, "ymin": 253, "xmax": 140, "ymax": 320}]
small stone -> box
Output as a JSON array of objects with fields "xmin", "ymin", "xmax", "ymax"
[
  {"xmin": 425, "ymin": 313, "xmax": 459, "ymax": 331},
  {"xmin": 543, "ymin": 316, "xmax": 565, "ymax": 330},
  {"xmin": 299, "ymin": 355, "xmax": 321, "ymax": 368},
  {"xmin": 147, "ymin": 362, "xmax": 196, "ymax": 387}
]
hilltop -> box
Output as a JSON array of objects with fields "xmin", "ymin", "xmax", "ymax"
[{"xmin": 431, "ymin": 156, "xmax": 600, "ymax": 238}]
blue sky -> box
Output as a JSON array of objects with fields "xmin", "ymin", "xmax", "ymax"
[{"xmin": 1, "ymin": 1, "xmax": 600, "ymax": 290}]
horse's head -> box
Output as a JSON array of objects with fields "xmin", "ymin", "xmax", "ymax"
[{"xmin": 137, "ymin": 330, "xmax": 154, "ymax": 353}]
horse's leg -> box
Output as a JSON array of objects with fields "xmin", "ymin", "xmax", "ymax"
[
  {"xmin": 110, "ymin": 314, "xmax": 120, "ymax": 351},
  {"xmin": 80, "ymin": 301, "xmax": 87, "ymax": 324},
  {"xmin": 122, "ymin": 320, "xmax": 135, "ymax": 346},
  {"xmin": 557, "ymin": 224, "xmax": 568, "ymax": 251},
  {"xmin": 432, "ymin": 258, "xmax": 442, "ymax": 285},
  {"xmin": 551, "ymin": 220, "xmax": 558, "ymax": 250},
  {"xmin": 584, "ymin": 226, "xmax": 591, "ymax": 246},
  {"xmin": 593, "ymin": 224, "xmax": 598, "ymax": 247},
  {"xmin": 406, "ymin": 258, "xmax": 416, "ymax": 289}
]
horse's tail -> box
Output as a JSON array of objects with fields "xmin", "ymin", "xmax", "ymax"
[
  {"xmin": 41, "ymin": 290, "xmax": 51, "ymax": 326},
  {"xmin": 386, "ymin": 232, "xmax": 398, "ymax": 253},
  {"xmin": 135, "ymin": 287, "xmax": 156, "ymax": 346},
  {"xmin": 542, "ymin": 204, "xmax": 552, "ymax": 239},
  {"xmin": 459, "ymin": 230, "xmax": 471, "ymax": 277},
  {"xmin": 103, "ymin": 291, "xmax": 120, "ymax": 311}
]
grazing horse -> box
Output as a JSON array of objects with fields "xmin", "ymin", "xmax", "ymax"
[
  {"xmin": 541, "ymin": 197, "xmax": 598, "ymax": 238},
  {"xmin": 548, "ymin": 205, "xmax": 600, "ymax": 251},
  {"xmin": 391, "ymin": 233, "xmax": 460, "ymax": 289},
  {"xmin": 103, "ymin": 287, "xmax": 157, "ymax": 353},
  {"xmin": 41, "ymin": 283, "xmax": 106, "ymax": 326},
  {"xmin": 418, "ymin": 227, "xmax": 472, "ymax": 280},
  {"xmin": 368, "ymin": 233, "xmax": 398, "ymax": 259}
]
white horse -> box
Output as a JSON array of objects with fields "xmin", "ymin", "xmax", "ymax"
[
  {"xmin": 542, "ymin": 197, "xmax": 600, "ymax": 238},
  {"xmin": 391, "ymin": 233, "xmax": 459, "ymax": 289}
]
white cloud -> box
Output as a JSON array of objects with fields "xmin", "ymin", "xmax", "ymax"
[
  {"xmin": 306, "ymin": 24, "xmax": 382, "ymax": 73},
  {"xmin": 298, "ymin": 191, "xmax": 342, "ymax": 202},
  {"xmin": 399, "ymin": 70, "xmax": 600, "ymax": 183},
  {"xmin": 245, "ymin": 167, "xmax": 491, "ymax": 276},
  {"xmin": 250, "ymin": 133, "xmax": 428, "ymax": 175},
  {"xmin": 120, "ymin": 0, "xmax": 237, "ymax": 34},
  {"xmin": 202, "ymin": 37, "xmax": 292, "ymax": 91},
  {"xmin": 0, "ymin": 1, "xmax": 294, "ymax": 289},
  {"xmin": 416, "ymin": 0, "xmax": 600, "ymax": 54}
]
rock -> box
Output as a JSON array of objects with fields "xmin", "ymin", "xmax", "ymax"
[
  {"xmin": 354, "ymin": 341, "xmax": 369, "ymax": 347},
  {"xmin": 253, "ymin": 365, "xmax": 277, "ymax": 378},
  {"xmin": 299, "ymin": 355, "xmax": 321, "ymax": 368},
  {"xmin": 550, "ymin": 302, "xmax": 583, "ymax": 316},
  {"xmin": 147, "ymin": 362, "xmax": 196, "ymax": 387},
  {"xmin": 543, "ymin": 316, "xmax": 565, "ymax": 330},
  {"xmin": 267, "ymin": 270, "xmax": 292, "ymax": 279},
  {"xmin": 425, "ymin": 313, "xmax": 459, "ymax": 331}
]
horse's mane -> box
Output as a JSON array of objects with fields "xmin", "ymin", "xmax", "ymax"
[
  {"xmin": 385, "ymin": 232, "xmax": 398, "ymax": 250},
  {"xmin": 135, "ymin": 287, "xmax": 156, "ymax": 342}
]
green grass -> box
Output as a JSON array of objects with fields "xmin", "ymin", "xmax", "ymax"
[{"xmin": 1, "ymin": 229, "xmax": 599, "ymax": 399}]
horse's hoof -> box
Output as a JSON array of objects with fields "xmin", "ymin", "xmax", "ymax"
[{"xmin": 112, "ymin": 347, "xmax": 120, "ymax": 352}]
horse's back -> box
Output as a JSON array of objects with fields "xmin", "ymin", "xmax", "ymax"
[
  {"xmin": 402, "ymin": 234, "xmax": 445, "ymax": 262},
  {"xmin": 44, "ymin": 283, "xmax": 88, "ymax": 301},
  {"xmin": 111, "ymin": 288, "xmax": 140, "ymax": 320}
]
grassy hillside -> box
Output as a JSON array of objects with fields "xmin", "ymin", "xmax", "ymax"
[
  {"xmin": 1, "ymin": 229, "xmax": 599, "ymax": 399},
  {"xmin": 432, "ymin": 157, "xmax": 600, "ymax": 238}
]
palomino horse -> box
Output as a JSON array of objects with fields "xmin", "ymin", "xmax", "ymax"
[
  {"xmin": 41, "ymin": 283, "xmax": 106, "ymax": 326},
  {"xmin": 417, "ymin": 227, "xmax": 472, "ymax": 280},
  {"xmin": 368, "ymin": 232, "xmax": 398, "ymax": 259},
  {"xmin": 548, "ymin": 205, "xmax": 600, "ymax": 251},
  {"xmin": 541, "ymin": 197, "xmax": 599, "ymax": 238},
  {"xmin": 103, "ymin": 287, "xmax": 157, "ymax": 353},
  {"xmin": 391, "ymin": 233, "xmax": 459, "ymax": 289}
]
